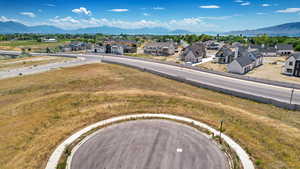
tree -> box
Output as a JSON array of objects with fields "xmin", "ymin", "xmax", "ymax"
[{"xmin": 295, "ymin": 44, "xmax": 300, "ymax": 51}]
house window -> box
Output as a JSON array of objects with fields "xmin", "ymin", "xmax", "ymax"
[
  {"xmin": 289, "ymin": 62, "xmax": 293, "ymax": 66},
  {"xmin": 287, "ymin": 69, "xmax": 293, "ymax": 73}
]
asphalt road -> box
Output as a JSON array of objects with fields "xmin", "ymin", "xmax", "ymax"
[
  {"xmin": 70, "ymin": 120, "xmax": 229, "ymax": 169},
  {"xmin": 99, "ymin": 55, "xmax": 300, "ymax": 105},
  {"xmin": 1, "ymin": 50, "xmax": 299, "ymax": 106}
]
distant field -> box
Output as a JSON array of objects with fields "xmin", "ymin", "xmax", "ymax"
[
  {"xmin": 0, "ymin": 40, "xmax": 70, "ymax": 51},
  {"xmin": 0, "ymin": 63, "xmax": 299, "ymax": 169}
]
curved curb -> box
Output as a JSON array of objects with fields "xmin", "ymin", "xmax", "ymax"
[{"xmin": 45, "ymin": 114, "xmax": 255, "ymax": 169}]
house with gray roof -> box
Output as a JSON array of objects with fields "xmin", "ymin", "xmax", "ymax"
[
  {"xmin": 144, "ymin": 42, "xmax": 175, "ymax": 56},
  {"xmin": 228, "ymin": 46, "xmax": 263, "ymax": 74},
  {"xmin": 275, "ymin": 44, "xmax": 294, "ymax": 56},
  {"xmin": 180, "ymin": 42, "xmax": 206, "ymax": 63},
  {"xmin": 228, "ymin": 55, "xmax": 254, "ymax": 74},
  {"xmin": 260, "ymin": 47, "xmax": 277, "ymax": 57},
  {"xmin": 282, "ymin": 52, "xmax": 300, "ymax": 77},
  {"xmin": 214, "ymin": 45, "xmax": 235, "ymax": 64},
  {"xmin": 111, "ymin": 44, "xmax": 124, "ymax": 55}
]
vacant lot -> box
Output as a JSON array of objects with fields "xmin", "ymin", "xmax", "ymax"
[
  {"xmin": 197, "ymin": 61, "xmax": 228, "ymax": 72},
  {"xmin": 0, "ymin": 40, "xmax": 69, "ymax": 51},
  {"xmin": 0, "ymin": 63, "xmax": 299, "ymax": 169},
  {"xmin": 0, "ymin": 56, "xmax": 74, "ymax": 71},
  {"xmin": 247, "ymin": 57, "xmax": 300, "ymax": 84},
  {"xmin": 125, "ymin": 53, "xmax": 182, "ymax": 63}
]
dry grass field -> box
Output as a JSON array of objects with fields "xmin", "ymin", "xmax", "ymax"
[
  {"xmin": 0, "ymin": 40, "xmax": 69, "ymax": 52},
  {"xmin": 0, "ymin": 56, "xmax": 74, "ymax": 71},
  {"xmin": 0, "ymin": 63, "xmax": 300, "ymax": 169}
]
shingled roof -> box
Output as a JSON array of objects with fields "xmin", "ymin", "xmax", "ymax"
[
  {"xmin": 289, "ymin": 52, "xmax": 300, "ymax": 60},
  {"xmin": 181, "ymin": 42, "xmax": 206, "ymax": 58},
  {"xmin": 235, "ymin": 55, "xmax": 253, "ymax": 67},
  {"xmin": 216, "ymin": 45, "xmax": 234, "ymax": 58},
  {"xmin": 276, "ymin": 44, "xmax": 294, "ymax": 50}
]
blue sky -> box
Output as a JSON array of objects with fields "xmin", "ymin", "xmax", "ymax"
[{"xmin": 0, "ymin": 0, "xmax": 300, "ymax": 32}]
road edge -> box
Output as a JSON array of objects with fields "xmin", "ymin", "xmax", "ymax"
[{"xmin": 45, "ymin": 114, "xmax": 255, "ymax": 169}]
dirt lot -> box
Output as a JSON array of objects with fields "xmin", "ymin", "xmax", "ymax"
[
  {"xmin": 197, "ymin": 61, "xmax": 228, "ymax": 72},
  {"xmin": 247, "ymin": 57, "xmax": 300, "ymax": 84},
  {"xmin": 0, "ymin": 63, "xmax": 299, "ymax": 169}
]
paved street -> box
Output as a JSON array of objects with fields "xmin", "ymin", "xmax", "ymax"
[
  {"xmin": 1, "ymin": 50, "xmax": 299, "ymax": 107},
  {"xmin": 71, "ymin": 120, "xmax": 229, "ymax": 169}
]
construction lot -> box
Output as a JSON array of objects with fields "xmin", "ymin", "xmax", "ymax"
[
  {"xmin": 247, "ymin": 57, "xmax": 300, "ymax": 84},
  {"xmin": 0, "ymin": 63, "xmax": 299, "ymax": 169}
]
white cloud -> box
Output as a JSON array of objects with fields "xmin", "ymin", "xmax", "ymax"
[
  {"xmin": 20, "ymin": 12, "xmax": 36, "ymax": 18},
  {"xmin": 0, "ymin": 16, "xmax": 19, "ymax": 22},
  {"xmin": 240, "ymin": 2, "xmax": 250, "ymax": 6},
  {"xmin": 45, "ymin": 4, "xmax": 56, "ymax": 7},
  {"xmin": 143, "ymin": 13, "xmax": 150, "ymax": 16},
  {"xmin": 262, "ymin": 4, "xmax": 271, "ymax": 7},
  {"xmin": 277, "ymin": 8, "xmax": 300, "ymax": 13},
  {"xmin": 46, "ymin": 16, "xmax": 217, "ymax": 32},
  {"xmin": 153, "ymin": 7, "xmax": 165, "ymax": 10},
  {"xmin": 199, "ymin": 5, "xmax": 220, "ymax": 9},
  {"xmin": 234, "ymin": 0, "xmax": 243, "ymax": 3},
  {"xmin": 199, "ymin": 16, "xmax": 232, "ymax": 20},
  {"xmin": 108, "ymin": 9, "xmax": 128, "ymax": 12},
  {"xmin": 72, "ymin": 7, "xmax": 92, "ymax": 15}
]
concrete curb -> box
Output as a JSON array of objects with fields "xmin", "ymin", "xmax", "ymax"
[{"xmin": 45, "ymin": 114, "xmax": 255, "ymax": 169}]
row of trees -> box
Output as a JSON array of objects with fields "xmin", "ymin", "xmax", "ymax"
[{"xmin": 1, "ymin": 33, "xmax": 300, "ymax": 51}]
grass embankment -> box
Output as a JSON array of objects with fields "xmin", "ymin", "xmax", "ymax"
[
  {"xmin": 0, "ymin": 40, "xmax": 69, "ymax": 51},
  {"xmin": 0, "ymin": 63, "xmax": 299, "ymax": 169}
]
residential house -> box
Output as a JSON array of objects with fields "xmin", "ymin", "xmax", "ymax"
[
  {"xmin": 180, "ymin": 42, "xmax": 206, "ymax": 63},
  {"xmin": 248, "ymin": 51, "xmax": 264, "ymax": 67},
  {"xmin": 92, "ymin": 45, "xmax": 106, "ymax": 53},
  {"xmin": 228, "ymin": 55, "xmax": 254, "ymax": 74},
  {"xmin": 260, "ymin": 47, "xmax": 277, "ymax": 57},
  {"xmin": 214, "ymin": 45, "xmax": 235, "ymax": 64},
  {"xmin": 104, "ymin": 40, "xmax": 137, "ymax": 53},
  {"xmin": 282, "ymin": 53, "xmax": 300, "ymax": 77},
  {"xmin": 144, "ymin": 42, "xmax": 175, "ymax": 56},
  {"xmin": 275, "ymin": 44, "xmax": 294, "ymax": 56},
  {"xmin": 111, "ymin": 45, "xmax": 124, "ymax": 55},
  {"xmin": 205, "ymin": 41, "xmax": 223, "ymax": 50},
  {"xmin": 228, "ymin": 46, "xmax": 263, "ymax": 74}
]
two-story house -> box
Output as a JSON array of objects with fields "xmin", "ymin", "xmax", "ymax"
[
  {"xmin": 282, "ymin": 53, "xmax": 300, "ymax": 77},
  {"xmin": 144, "ymin": 42, "xmax": 175, "ymax": 56},
  {"xmin": 180, "ymin": 42, "xmax": 206, "ymax": 63}
]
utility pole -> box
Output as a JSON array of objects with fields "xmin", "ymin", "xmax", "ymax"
[
  {"xmin": 219, "ymin": 120, "xmax": 224, "ymax": 144},
  {"xmin": 290, "ymin": 88, "xmax": 295, "ymax": 105}
]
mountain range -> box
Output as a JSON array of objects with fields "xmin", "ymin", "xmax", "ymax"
[
  {"xmin": 2, "ymin": 21, "xmax": 300, "ymax": 36},
  {"xmin": 0, "ymin": 21, "xmax": 191, "ymax": 35},
  {"xmin": 225, "ymin": 22, "xmax": 300, "ymax": 36}
]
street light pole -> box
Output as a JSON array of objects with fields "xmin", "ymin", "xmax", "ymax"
[{"xmin": 290, "ymin": 88, "xmax": 295, "ymax": 105}]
